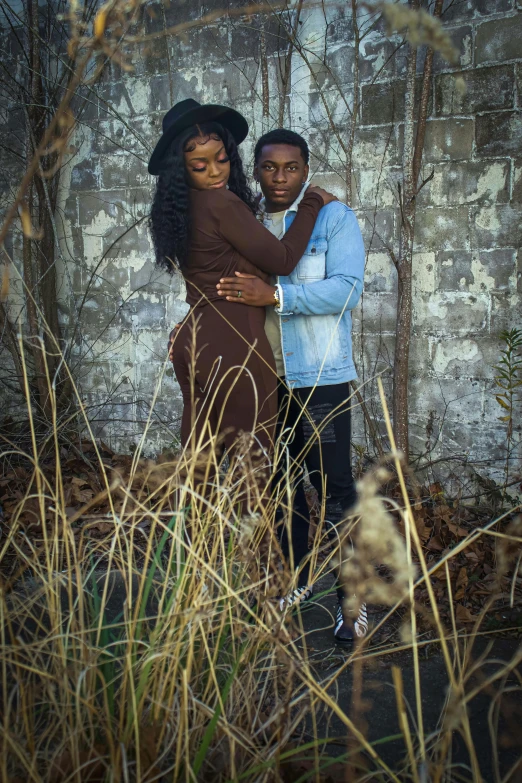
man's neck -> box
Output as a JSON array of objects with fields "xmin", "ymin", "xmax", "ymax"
[
  {"xmin": 263, "ymin": 200, "xmax": 291, "ymax": 214},
  {"xmin": 261, "ymin": 183, "xmax": 309, "ymax": 214}
]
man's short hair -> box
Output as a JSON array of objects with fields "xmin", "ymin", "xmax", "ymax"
[{"xmin": 254, "ymin": 129, "xmax": 309, "ymax": 165}]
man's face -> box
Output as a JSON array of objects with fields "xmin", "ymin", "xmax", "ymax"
[{"xmin": 254, "ymin": 143, "xmax": 309, "ymax": 212}]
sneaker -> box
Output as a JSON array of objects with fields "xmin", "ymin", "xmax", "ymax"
[
  {"xmin": 334, "ymin": 600, "xmax": 368, "ymax": 643},
  {"xmin": 279, "ymin": 584, "xmax": 314, "ymax": 612}
]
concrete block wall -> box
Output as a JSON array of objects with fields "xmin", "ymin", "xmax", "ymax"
[
  {"xmin": 344, "ymin": 0, "xmax": 522, "ymax": 473},
  {"xmin": 1, "ymin": 0, "xmax": 520, "ymax": 480},
  {"xmin": 285, "ymin": 0, "xmax": 521, "ymax": 477}
]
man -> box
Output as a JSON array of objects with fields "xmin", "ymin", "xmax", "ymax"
[{"xmin": 216, "ymin": 129, "xmax": 366, "ymax": 642}]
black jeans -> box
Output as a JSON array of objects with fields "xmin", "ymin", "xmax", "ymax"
[{"xmin": 275, "ymin": 380, "xmax": 357, "ymax": 589}]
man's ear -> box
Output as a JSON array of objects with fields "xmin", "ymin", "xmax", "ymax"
[
  {"xmin": 253, "ymin": 164, "xmax": 259, "ymax": 182},
  {"xmin": 303, "ymin": 163, "xmax": 310, "ymax": 183}
]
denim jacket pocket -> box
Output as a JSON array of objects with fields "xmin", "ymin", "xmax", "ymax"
[{"xmin": 295, "ymin": 238, "xmax": 327, "ymax": 281}]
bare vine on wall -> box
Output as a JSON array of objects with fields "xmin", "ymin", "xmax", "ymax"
[
  {"xmin": 383, "ymin": 0, "xmax": 457, "ymax": 458},
  {"xmin": 0, "ymin": 0, "xmax": 141, "ymax": 429},
  {"xmin": 273, "ymin": 0, "xmax": 461, "ymax": 459},
  {"xmin": 494, "ymin": 329, "xmax": 522, "ymax": 499},
  {"xmin": 0, "ymin": 0, "xmax": 279, "ymax": 445},
  {"xmin": 1, "ymin": 0, "xmax": 470, "ymax": 463}
]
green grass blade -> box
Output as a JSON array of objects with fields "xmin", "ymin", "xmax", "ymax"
[{"xmin": 192, "ymin": 641, "xmax": 247, "ymax": 777}]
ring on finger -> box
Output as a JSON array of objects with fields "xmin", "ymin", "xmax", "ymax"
[{"xmin": 237, "ymin": 290, "xmax": 242, "ymax": 298}]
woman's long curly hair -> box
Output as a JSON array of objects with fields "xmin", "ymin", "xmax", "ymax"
[{"xmin": 149, "ymin": 121, "xmax": 257, "ymax": 272}]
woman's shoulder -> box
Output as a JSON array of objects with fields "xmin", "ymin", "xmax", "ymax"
[{"xmin": 191, "ymin": 187, "xmax": 245, "ymax": 210}]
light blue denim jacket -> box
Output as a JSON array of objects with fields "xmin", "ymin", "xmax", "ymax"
[{"xmin": 262, "ymin": 186, "xmax": 365, "ymax": 389}]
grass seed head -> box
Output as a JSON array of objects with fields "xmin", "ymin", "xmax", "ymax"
[
  {"xmin": 341, "ymin": 467, "xmax": 416, "ymax": 614},
  {"xmin": 379, "ymin": 1, "xmax": 459, "ymax": 64}
]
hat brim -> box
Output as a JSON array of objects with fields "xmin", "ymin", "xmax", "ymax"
[{"xmin": 148, "ymin": 104, "xmax": 249, "ymax": 175}]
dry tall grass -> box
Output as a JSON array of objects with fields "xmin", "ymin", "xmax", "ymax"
[
  {"xmin": 0, "ymin": 343, "xmax": 521, "ymax": 782},
  {"xmin": 1, "ymin": 0, "xmax": 520, "ymax": 777}
]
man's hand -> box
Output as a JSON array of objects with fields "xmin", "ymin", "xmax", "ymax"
[{"xmin": 216, "ymin": 271, "xmax": 276, "ymax": 306}]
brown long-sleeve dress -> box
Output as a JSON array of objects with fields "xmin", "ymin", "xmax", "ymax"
[{"xmin": 171, "ymin": 186, "xmax": 323, "ymax": 465}]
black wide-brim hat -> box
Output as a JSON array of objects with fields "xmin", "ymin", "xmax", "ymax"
[{"xmin": 148, "ymin": 98, "xmax": 249, "ymax": 175}]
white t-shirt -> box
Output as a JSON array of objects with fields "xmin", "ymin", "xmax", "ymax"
[{"xmin": 263, "ymin": 210, "xmax": 286, "ymax": 377}]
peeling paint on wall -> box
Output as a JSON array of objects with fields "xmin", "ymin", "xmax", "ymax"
[{"xmin": 1, "ymin": 0, "xmax": 520, "ymax": 480}]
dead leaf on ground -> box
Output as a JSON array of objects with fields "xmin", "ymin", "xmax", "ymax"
[
  {"xmin": 455, "ymin": 603, "xmax": 478, "ymax": 623},
  {"xmin": 88, "ymin": 520, "xmax": 114, "ymax": 535},
  {"xmin": 447, "ymin": 521, "xmax": 470, "ymax": 538},
  {"xmin": 454, "ymin": 566, "xmax": 468, "ymax": 600},
  {"xmin": 427, "ymin": 535, "xmax": 444, "ymax": 552}
]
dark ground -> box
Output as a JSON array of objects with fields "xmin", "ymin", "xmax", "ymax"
[
  {"xmin": 7, "ymin": 569, "xmax": 522, "ymax": 781},
  {"xmin": 292, "ymin": 574, "xmax": 522, "ymax": 781}
]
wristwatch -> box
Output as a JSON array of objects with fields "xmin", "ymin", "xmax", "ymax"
[{"xmin": 272, "ymin": 286, "xmax": 280, "ymax": 308}]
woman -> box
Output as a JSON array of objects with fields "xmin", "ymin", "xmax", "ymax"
[{"xmin": 149, "ymin": 99, "xmax": 334, "ymax": 475}]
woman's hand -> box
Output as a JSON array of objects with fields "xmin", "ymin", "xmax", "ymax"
[{"xmin": 307, "ymin": 185, "xmax": 338, "ymax": 206}]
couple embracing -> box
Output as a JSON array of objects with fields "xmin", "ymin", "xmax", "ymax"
[{"xmin": 148, "ymin": 99, "xmax": 366, "ymax": 643}]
